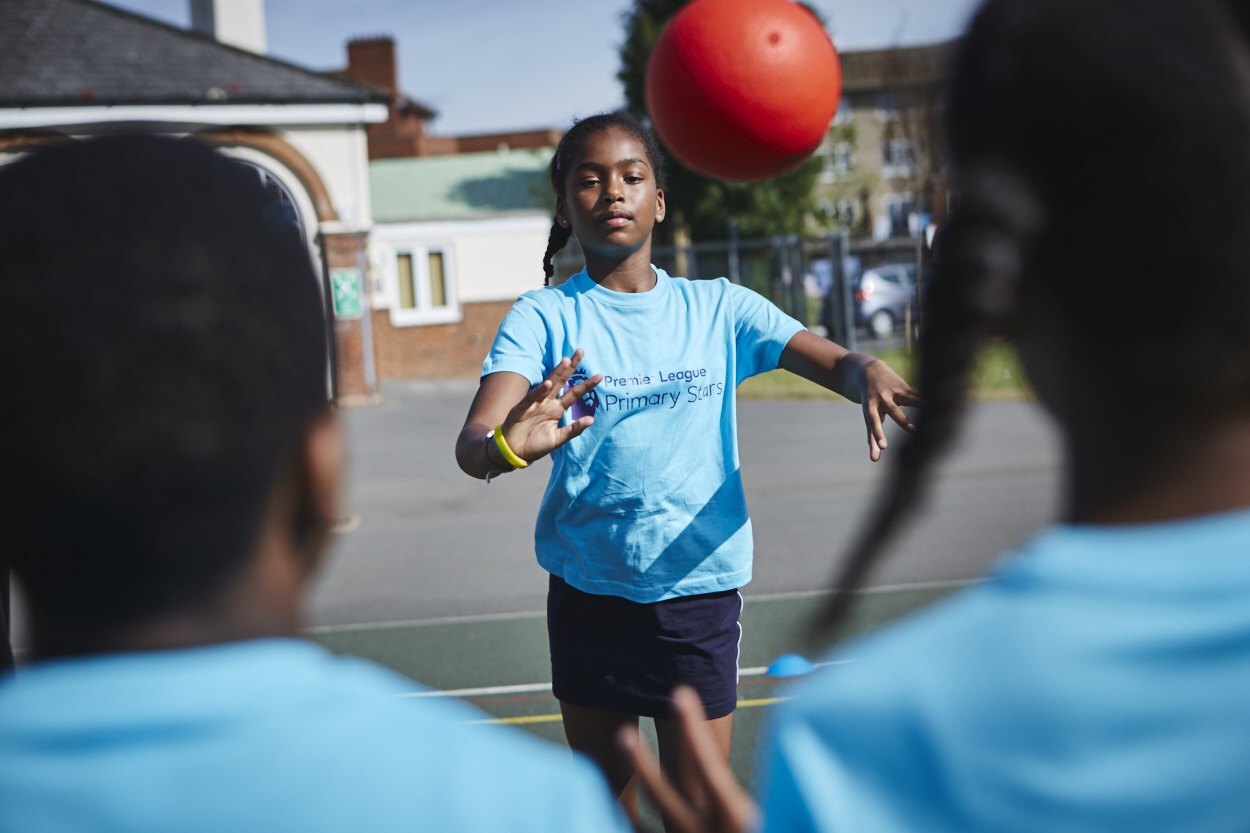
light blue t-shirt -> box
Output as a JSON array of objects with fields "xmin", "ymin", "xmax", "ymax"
[
  {"xmin": 757, "ymin": 509, "xmax": 1250, "ymax": 833},
  {"xmin": 0, "ymin": 639, "xmax": 628, "ymax": 833},
  {"xmin": 482, "ymin": 266, "xmax": 804, "ymax": 603}
]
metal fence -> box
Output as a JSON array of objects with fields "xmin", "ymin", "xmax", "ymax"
[{"xmin": 553, "ymin": 232, "xmax": 927, "ymax": 351}]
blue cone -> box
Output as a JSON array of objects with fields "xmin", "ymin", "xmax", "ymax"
[{"xmin": 766, "ymin": 653, "xmax": 815, "ymax": 678}]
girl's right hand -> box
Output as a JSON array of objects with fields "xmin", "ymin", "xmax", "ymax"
[{"xmin": 499, "ymin": 348, "xmax": 602, "ymax": 464}]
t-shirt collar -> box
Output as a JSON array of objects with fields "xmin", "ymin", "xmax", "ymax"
[{"xmin": 570, "ymin": 264, "xmax": 670, "ymax": 307}]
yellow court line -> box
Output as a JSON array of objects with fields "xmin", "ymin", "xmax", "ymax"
[
  {"xmin": 472, "ymin": 696, "xmax": 789, "ymax": 726},
  {"xmin": 482, "ymin": 713, "xmax": 564, "ymax": 726}
]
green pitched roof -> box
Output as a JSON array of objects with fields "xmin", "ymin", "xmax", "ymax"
[{"xmin": 370, "ymin": 148, "xmax": 554, "ymax": 223}]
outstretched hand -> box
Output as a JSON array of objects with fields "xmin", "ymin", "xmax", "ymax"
[
  {"xmin": 498, "ymin": 348, "xmax": 602, "ymax": 464},
  {"xmin": 776, "ymin": 332, "xmax": 921, "ymax": 464},
  {"xmin": 618, "ymin": 687, "xmax": 759, "ymax": 833},
  {"xmin": 856, "ymin": 357, "xmax": 922, "ymax": 462}
]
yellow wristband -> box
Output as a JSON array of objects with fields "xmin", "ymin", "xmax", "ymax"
[{"xmin": 492, "ymin": 425, "xmax": 529, "ymax": 469}]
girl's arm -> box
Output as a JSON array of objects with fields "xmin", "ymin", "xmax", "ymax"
[
  {"xmin": 455, "ymin": 349, "xmax": 603, "ymax": 480},
  {"xmin": 778, "ymin": 330, "xmax": 921, "ymax": 462}
]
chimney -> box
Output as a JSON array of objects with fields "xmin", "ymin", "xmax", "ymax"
[
  {"xmin": 346, "ymin": 37, "xmax": 398, "ymax": 94},
  {"xmin": 191, "ymin": 0, "xmax": 268, "ymax": 54}
]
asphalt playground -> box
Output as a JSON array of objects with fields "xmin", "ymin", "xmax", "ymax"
[
  {"xmin": 301, "ymin": 375, "xmax": 1058, "ymax": 811},
  {"xmin": 8, "ymin": 373, "xmax": 1059, "ymax": 817},
  {"xmin": 310, "ymin": 581, "xmax": 964, "ymax": 807}
]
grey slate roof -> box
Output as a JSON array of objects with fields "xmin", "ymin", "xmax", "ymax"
[{"xmin": 1, "ymin": 0, "xmax": 387, "ymax": 107}]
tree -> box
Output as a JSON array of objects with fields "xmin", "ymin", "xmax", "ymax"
[{"xmin": 618, "ymin": 0, "xmax": 824, "ymax": 245}]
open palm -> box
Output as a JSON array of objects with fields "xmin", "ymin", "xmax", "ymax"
[{"xmin": 499, "ymin": 349, "xmax": 603, "ymax": 463}]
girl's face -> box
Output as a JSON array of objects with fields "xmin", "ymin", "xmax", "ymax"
[{"xmin": 556, "ymin": 126, "xmax": 665, "ymax": 264}]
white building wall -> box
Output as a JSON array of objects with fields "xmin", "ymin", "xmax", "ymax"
[
  {"xmin": 371, "ymin": 215, "xmax": 552, "ymax": 310},
  {"xmin": 284, "ymin": 126, "xmax": 374, "ymax": 229}
]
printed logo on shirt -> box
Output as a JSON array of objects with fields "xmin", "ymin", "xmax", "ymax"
[
  {"xmin": 595, "ymin": 367, "xmax": 725, "ymax": 414},
  {"xmin": 562, "ymin": 366, "xmax": 600, "ymax": 419}
]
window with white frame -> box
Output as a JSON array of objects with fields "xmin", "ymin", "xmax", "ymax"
[
  {"xmin": 831, "ymin": 142, "xmax": 853, "ymax": 176},
  {"xmin": 881, "ymin": 138, "xmax": 917, "ymax": 178},
  {"xmin": 815, "ymin": 198, "xmax": 857, "ymax": 228},
  {"xmin": 389, "ymin": 244, "xmax": 459, "ymax": 326},
  {"xmin": 882, "ymin": 192, "xmax": 918, "ymax": 239},
  {"xmin": 818, "ymin": 141, "xmax": 854, "ymax": 182},
  {"xmin": 836, "ymin": 197, "xmax": 857, "ymax": 226}
]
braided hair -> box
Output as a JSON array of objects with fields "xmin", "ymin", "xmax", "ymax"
[
  {"xmin": 816, "ymin": 0, "xmax": 1250, "ymax": 631},
  {"xmin": 542, "ymin": 111, "xmax": 668, "ymax": 285}
]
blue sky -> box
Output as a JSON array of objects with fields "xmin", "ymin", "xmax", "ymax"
[{"xmin": 104, "ymin": 0, "xmax": 981, "ymax": 135}]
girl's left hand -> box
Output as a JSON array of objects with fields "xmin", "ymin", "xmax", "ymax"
[
  {"xmin": 855, "ymin": 358, "xmax": 921, "ymax": 462},
  {"xmin": 500, "ymin": 349, "xmax": 603, "ymax": 463},
  {"xmin": 777, "ymin": 331, "xmax": 921, "ymax": 464}
]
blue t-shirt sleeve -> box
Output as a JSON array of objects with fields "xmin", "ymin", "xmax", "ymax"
[
  {"xmin": 728, "ymin": 282, "xmax": 805, "ymax": 385},
  {"xmin": 757, "ymin": 694, "xmax": 933, "ymax": 833},
  {"xmin": 481, "ymin": 294, "xmax": 550, "ymax": 385},
  {"xmin": 756, "ymin": 627, "xmax": 960, "ymax": 833},
  {"xmin": 756, "ymin": 709, "xmax": 832, "ymax": 833}
]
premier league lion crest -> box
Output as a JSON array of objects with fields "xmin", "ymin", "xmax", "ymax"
[{"xmin": 562, "ymin": 366, "xmax": 599, "ymax": 420}]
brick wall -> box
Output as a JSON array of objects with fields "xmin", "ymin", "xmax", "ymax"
[
  {"xmin": 444, "ymin": 129, "xmax": 563, "ymax": 155},
  {"xmin": 346, "ymin": 37, "xmax": 397, "ymax": 96},
  {"xmin": 367, "ymin": 132, "xmax": 421, "ymax": 160},
  {"xmin": 321, "ymin": 231, "xmax": 379, "ymax": 400},
  {"xmin": 370, "ymin": 300, "xmax": 513, "ymax": 379},
  {"xmin": 370, "ymin": 127, "xmax": 556, "ymax": 160}
]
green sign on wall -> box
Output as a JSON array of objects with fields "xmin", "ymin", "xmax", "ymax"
[{"xmin": 330, "ymin": 268, "xmax": 363, "ymax": 319}]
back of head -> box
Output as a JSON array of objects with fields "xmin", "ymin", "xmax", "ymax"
[
  {"xmin": 0, "ymin": 136, "xmax": 328, "ymax": 648},
  {"xmin": 820, "ymin": 0, "xmax": 1250, "ymax": 627},
  {"xmin": 945, "ymin": 0, "xmax": 1250, "ymax": 399}
]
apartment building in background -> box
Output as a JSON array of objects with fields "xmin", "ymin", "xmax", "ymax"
[{"xmin": 813, "ymin": 41, "xmax": 954, "ymax": 241}]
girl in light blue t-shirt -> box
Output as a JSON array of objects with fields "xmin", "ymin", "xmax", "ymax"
[
  {"xmin": 621, "ymin": 1, "xmax": 1250, "ymax": 831},
  {"xmin": 454, "ymin": 111, "xmax": 917, "ymax": 822}
]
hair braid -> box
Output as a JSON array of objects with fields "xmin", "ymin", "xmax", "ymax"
[
  {"xmin": 813, "ymin": 167, "xmax": 1043, "ymax": 635},
  {"xmin": 542, "ymin": 219, "xmax": 573, "ymax": 285}
]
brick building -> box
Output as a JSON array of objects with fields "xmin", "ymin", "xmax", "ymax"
[
  {"xmin": 332, "ymin": 35, "xmax": 559, "ymax": 379},
  {"xmin": 0, "ymin": 0, "xmax": 390, "ymax": 401},
  {"xmin": 366, "ymin": 149, "xmax": 554, "ymax": 378}
]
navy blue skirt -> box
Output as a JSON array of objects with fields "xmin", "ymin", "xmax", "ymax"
[{"xmin": 547, "ymin": 574, "xmax": 742, "ymax": 720}]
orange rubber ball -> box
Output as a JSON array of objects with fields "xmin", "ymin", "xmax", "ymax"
[{"xmin": 646, "ymin": 0, "xmax": 843, "ymax": 182}]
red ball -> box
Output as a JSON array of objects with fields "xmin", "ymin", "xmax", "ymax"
[{"xmin": 646, "ymin": 0, "xmax": 842, "ymax": 182}]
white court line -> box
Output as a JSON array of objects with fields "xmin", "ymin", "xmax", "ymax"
[
  {"xmin": 400, "ymin": 681, "xmax": 551, "ymax": 699},
  {"xmin": 306, "ymin": 608, "xmax": 547, "ymax": 635},
  {"xmin": 398, "ymin": 660, "xmax": 852, "ymax": 699},
  {"xmin": 309, "ymin": 577, "xmax": 975, "ymax": 635},
  {"xmin": 744, "ymin": 577, "xmax": 976, "ymax": 603}
]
